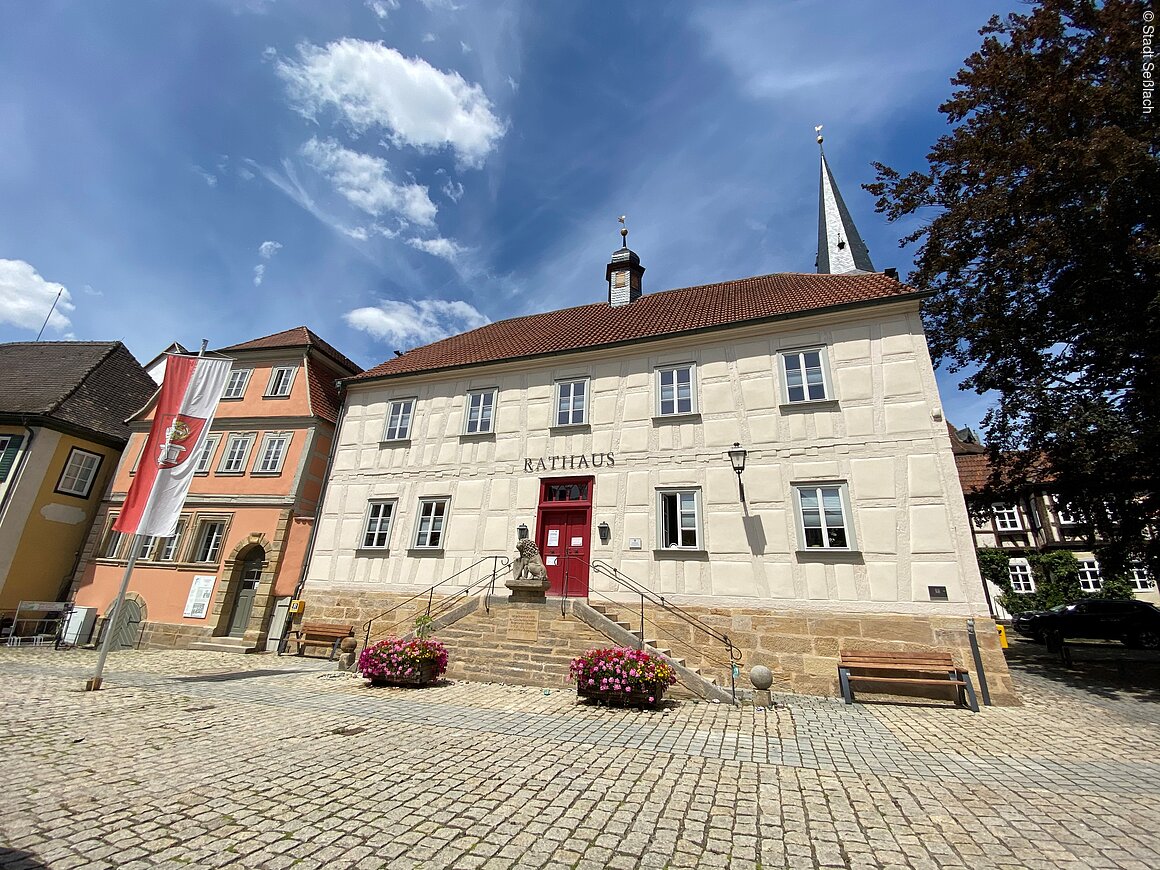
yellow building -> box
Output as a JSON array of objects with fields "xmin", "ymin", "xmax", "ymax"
[{"xmin": 0, "ymin": 342, "xmax": 156, "ymax": 615}]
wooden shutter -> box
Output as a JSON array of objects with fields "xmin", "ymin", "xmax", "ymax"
[{"xmin": 0, "ymin": 434, "xmax": 24, "ymax": 482}]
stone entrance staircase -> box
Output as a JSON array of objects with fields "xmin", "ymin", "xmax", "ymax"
[{"xmin": 574, "ymin": 601, "xmax": 735, "ymax": 704}]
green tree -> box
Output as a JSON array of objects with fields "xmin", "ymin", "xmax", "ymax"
[{"xmin": 867, "ymin": 0, "xmax": 1160, "ymax": 578}]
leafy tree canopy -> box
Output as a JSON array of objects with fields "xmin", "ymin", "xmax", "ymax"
[{"xmin": 868, "ymin": 0, "xmax": 1160, "ymax": 577}]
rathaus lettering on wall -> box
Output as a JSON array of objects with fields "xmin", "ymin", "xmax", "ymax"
[{"xmin": 523, "ymin": 453, "xmax": 616, "ymax": 473}]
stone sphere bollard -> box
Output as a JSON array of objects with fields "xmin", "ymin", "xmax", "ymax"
[
  {"xmin": 750, "ymin": 664, "xmax": 773, "ymax": 707},
  {"xmin": 337, "ymin": 636, "xmax": 359, "ymax": 671}
]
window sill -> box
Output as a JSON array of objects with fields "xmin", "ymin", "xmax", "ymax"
[
  {"xmin": 263, "ymin": 393, "xmax": 292, "ymax": 400},
  {"xmin": 219, "ymin": 396, "xmax": 245, "ymax": 402},
  {"xmin": 215, "ymin": 471, "xmax": 246, "ymax": 477},
  {"xmin": 653, "ymin": 548, "xmax": 709, "ymax": 560},
  {"xmin": 355, "ymin": 547, "xmax": 391, "ymax": 557},
  {"xmin": 407, "ymin": 547, "xmax": 445, "ymax": 556},
  {"xmin": 550, "ymin": 423, "xmax": 591, "ymax": 435},
  {"xmin": 651, "ymin": 413, "xmax": 701, "ymax": 424},
  {"xmin": 459, "ymin": 432, "xmax": 496, "ymax": 441},
  {"xmin": 780, "ymin": 399, "xmax": 839, "ymax": 412},
  {"xmin": 795, "ymin": 549, "xmax": 864, "ymax": 562},
  {"xmin": 250, "ymin": 471, "xmax": 285, "ymax": 477},
  {"xmin": 379, "ymin": 438, "xmax": 412, "ymax": 447}
]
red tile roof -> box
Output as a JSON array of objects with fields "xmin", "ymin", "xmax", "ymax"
[
  {"xmin": 351, "ymin": 271, "xmax": 924, "ymax": 382},
  {"xmin": 219, "ymin": 326, "xmax": 361, "ymax": 376},
  {"xmin": 955, "ymin": 452, "xmax": 993, "ymax": 494}
]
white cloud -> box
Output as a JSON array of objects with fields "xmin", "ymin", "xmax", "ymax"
[
  {"xmin": 345, "ymin": 298, "xmax": 488, "ymax": 345},
  {"xmin": 406, "ymin": 236, "xmax": 465, "ymax": 262},
  {"xmin": 277, "ymin": 38, "xmax": 505, "ymax": 167},
  {"xmin": 422, "ymin": 33, "xmax": 437, "ymax": 43},
  {"xmin": 258, "ymin": 240, "xmax": 283, "ymax": 259},
  {"xmin": 253, "ymin": 264, "xmax": 267, "ymax": 286},
  {"xmin": 460, "ymin": 41, "xmax": 472, "ymax": 54},
  {"xmin": 193, "ymin": 165, "xmax": 218, "ymax": 187},
  {"xmin": 507, "ymin": 75, "xmax": 518, "ymax": 92},
  {"xmin": 0, "ymin": 259, "xmax": 74, "ymax": 333},
  {"xmin": 302, "ymin": 137, "xmax": 437, "ymax": 226},
  {"xmin": 441, "ymin": 178, "xmax": 464, "ymax": 202},
  {"xmin": 262, "ymin": 46, "xmax": 278, "ymax": 62},
  {"xmin": 365, "ymin": 0, "xmax": 398, "ymax": 19}
]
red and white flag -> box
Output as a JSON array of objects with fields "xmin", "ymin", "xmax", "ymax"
[{"xmin": 115, "ymin": 354, "xmax": 232, "ymax": 537}]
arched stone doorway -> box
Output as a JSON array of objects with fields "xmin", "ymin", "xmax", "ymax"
[
  {"xmin": 226, "ymin": 545, "xmax": 265, "ymax": 638},
  {"xmin": 105, "ymin": 592, "xmax": 146, "ymax": 650}
]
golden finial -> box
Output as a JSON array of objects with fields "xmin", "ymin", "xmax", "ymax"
[
  {"xmin": 815, "ymin": 124, "xmax": 824, "ymax": 146},
  {"xmin": 618, "ymin": 214, "xmax": 628, "ymax": 246}
]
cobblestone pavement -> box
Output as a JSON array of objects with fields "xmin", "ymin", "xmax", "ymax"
[{"xmin": 1, "ymin": 646, "xmax": 1159, "ymax": 869}]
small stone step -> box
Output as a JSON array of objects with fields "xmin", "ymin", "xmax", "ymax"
[{"xmin": 188, "ymin": 639, "xmax": 258, "ymax": 654}]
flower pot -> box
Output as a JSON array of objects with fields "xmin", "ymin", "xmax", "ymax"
[
  {"xmin": 578, "ymin": 682, "xmax": 668, "ymax": 708},
  {"xmin": 367, "ymin": 659, "xmax": 441, "ymax": 687}
]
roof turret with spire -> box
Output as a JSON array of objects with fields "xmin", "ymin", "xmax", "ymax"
[
  {"xmin": 606, "ymin": 215, "xmax": 645, "ymax": 307},
  {"xmin": 815, "ymin": 126, "xmax": 875, "ymax": 275}
]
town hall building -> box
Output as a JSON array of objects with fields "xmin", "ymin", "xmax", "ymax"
[{"xmin": 299, "ymin": 142, "xmax": 1014, "ymax": 703}]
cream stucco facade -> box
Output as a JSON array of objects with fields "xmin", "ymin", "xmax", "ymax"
[{"xmin": 305, "ymin": 299, "xmax": 990, "ymax": 619}]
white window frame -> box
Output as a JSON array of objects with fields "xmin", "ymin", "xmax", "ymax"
[
  {"xmin": 656, "ymin": 489, "xmax": 703, "ymax": 550},
  {"xmin": 1008, "ymin": 558, "xmax": 1035, "ymax": 593},
  {"xmin": 383, "ymin": 398, "xmax": 416, "ymax": 441},
  {"xmin": 794, "ymin": 483, "xmax": 856, "ymax": 551},
  {"xmin": 194, "ymin": 434, "xmax": 221, "ymax": 474},
  {"xmin": 1078, "ymin": 558, "xmax": 1102, "ymax": 592},
  {"xmin": 156, "ymin": 519, "xmax": 187, "ymax": 562},
  {"xmin": 413, "ymin": 498, "xmax": 450, "ymax": 549},
  {"xmin": 265, "ymin": 366, "xmax": 297, "ymax": 398},
  {"xmin": 1129, "ymin": 563, "xmax": 1154, "ymax": 591},
  {"xmin": 217, "ymin": 433, "xmax": 255, "ymax": 474},
  {"xmin": 780, "ymin": 347, "xmax": 832, "ymax": 404},
  {"xmin": 252, "ymin": 433, "xmax": 292, "ymax": 474},
  {"xmin": 361, "ymin": 500, "xmax": 397, "ymax": 549},
  {"xmin": 554, "ymin": 379, "xmax": 589, "ymax": 427},
  {"xmin": 992, "ymin": 503, "xmax": 1022, "ymax": 532},
  {"xmin": 191, "ymin": 518, "xmax": 228, "ymax": 564},
  {"xmin": 135, "ymin": 536, "xmax": 158, "ymax": 561},
  {"xmin": 464, "ymin": 389, "xmax": 497, "ymax": 435},
  {"xmin": 101, "ymin": 516, "xmax": 125, "ymax": 559},
  {"xmin": 56, "ymin": 447, "xmax": 103, "ymax": 498},
  {"xmin": 221, "ymin": 368, "xmax": 252, "ymax": 400},
  {"xmin": 655, "ymin": 363, "xmax": 697, "ymax": 416},
  {"xmin": 1052, "ymin": 494, "xmax": 1080, "ymax": 525}
]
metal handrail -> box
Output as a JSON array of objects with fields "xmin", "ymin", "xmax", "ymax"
[
  {"xmin": 361, "ymin": 555, "xmax": 511, "ymax": 649},
  {"xmin": 558, "ymin": 554, "xmax": 742, "ymax": 701}
]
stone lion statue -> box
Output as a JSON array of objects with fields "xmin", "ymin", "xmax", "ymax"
[{"xmin": 512, "ymin": 539, "xmax": 549, "ymax": 584}]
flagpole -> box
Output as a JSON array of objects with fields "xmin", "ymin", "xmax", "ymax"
[{"xmin": 86, "ymin": 534, "xmax": 142, "ymax": 691}]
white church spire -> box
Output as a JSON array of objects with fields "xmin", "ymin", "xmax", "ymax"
[{"xmin": 815, "ymin": 126, "xmax": 875, "ymax": 274}]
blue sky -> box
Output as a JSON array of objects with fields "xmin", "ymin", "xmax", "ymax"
[{"xmin": 0, "ymin": 0, "xmax": 1014, "ymax": 432}]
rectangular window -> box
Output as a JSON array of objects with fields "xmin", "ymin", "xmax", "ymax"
[
  {"xmin": 135, "ymin": 536, "xmax": 157, "ymax": 560},
  {"xmin": 383, "ymin": 399, "xmax": 416, "ymax": 441},
  {"xmin": 796, "ymin": 484, "xmax": 854, "ymax": 550},
  {"xmin": 658, "ymin": 489, "xmax": 702, "ymax": 549},
  {"xmin": 992, "ymin": 503, "xmax": 1021, "ymax": 531},
  {"xmin": 265, "ymin": 366, "xmax": 297, "ymax": 398},
  {"xmin": 1008, "ymin": 558, "xmax": 1035, "ymax": 593},
  {"xmin": 657, "ymin": 364, "xmax": 695, "ymax": 416},
  {"xmin": 414, "ymin": 498, "xmax": 449, "ymax": 549},
  {"xmin": 781, "ymin": 349, "xmax": 830, "ymax": 403},
  {"xmin": 362, "ymin": 501, "xmax": 396, "ymax": 549},
  {"xmin": 253, "ymin": 433, "xmax": 291, "ymax": 474},
  {"xmin": 1052, "ymin": 494, "xmax": 1080, "ymax": 525},
  {"xmin": 221, "ymin": 369, "xmax": 252, "ymax": 399},
  {"xmin": 1078, "ymin": 559, "xmax": 1102, "ymax": 592},
  {"xmin": 217, "ymin": 434, "xmax": 255, "ymax": 473},
  {"xmin": 555, "ymin": 380, "xmax": 588, "ymax": 426},
  {"xmin": 464, "ymin": 390, "xmax": 496, "ymax": 434},
  {"xmin": 56, "ymin": 448, "xmax": 104, "ymax": 498},
  {"xmin": 192, "ymin": 519, "xmax": 227, "ymax": 563},
  {"xmin": 101, "ymin": 517, "xmax": 125, "ymax": 559},
  {"xmin": 1129, "ymin": 564, "xmax": 1154, "ymax": 591},
  {"xmin": 193, "ymin": 434, "xmax": 220, "ymax": 474},
  {"xmin": 156, "ymin": 520, "xmax": 187, "ymax": 562}
]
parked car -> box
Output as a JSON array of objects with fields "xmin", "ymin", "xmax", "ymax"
[{"xmin": 1012, "ymin": 599, "xmax": 1160, "ymax": 648}]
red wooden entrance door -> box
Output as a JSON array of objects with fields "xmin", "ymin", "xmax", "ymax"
[{"xmin": 536, "ymin": 478, "xmax": 593, "ymax": 597}]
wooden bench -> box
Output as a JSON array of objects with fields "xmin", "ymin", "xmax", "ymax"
[
  {"xmin": 280, "ymin": 622, "xmax": 354, "ymax": 660},
  {"xmin": 838, "ymin": 650, "xmax": 979, "ymax": 712}
]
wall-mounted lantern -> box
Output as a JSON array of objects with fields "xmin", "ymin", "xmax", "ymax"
[
  {"xmin": 727, "ymin": 442, "xmax": 748, "ymax": 503},
  {"xmin": 517, "ymin": 523, "xmax": 529, "ymax": 540},
  {"xmin": 597, "ymin": 522, "xmax": 611, "ymax": 544}
]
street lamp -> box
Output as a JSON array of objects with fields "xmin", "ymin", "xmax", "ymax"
[
  {"xmin": 517, "ymin": 523, "xmax": 529, "ymax": 540},
  {"xmin": 727, "ymin": 442, "xmax": 748, "ymax": 503}
]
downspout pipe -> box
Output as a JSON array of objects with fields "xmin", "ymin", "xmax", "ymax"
[{"xmin": 291, "ymin": 385, "xmax": 350, "ymax": 604}]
